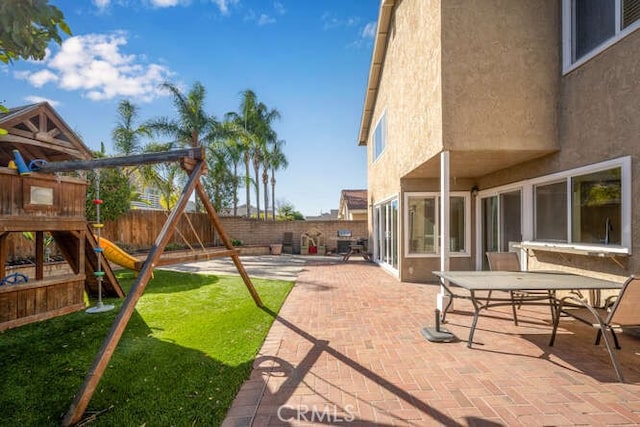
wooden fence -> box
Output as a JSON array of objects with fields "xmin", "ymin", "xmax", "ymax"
[{"xmin": 6, "ymin": 210, "xmax": 369, "ymax": 258}]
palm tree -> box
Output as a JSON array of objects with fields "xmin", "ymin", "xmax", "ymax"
[
  {"xmin": 268, "ymin": 139, "xmax": 288, "ymax": 221},
  {"xmin": 261, "ymin": 137, "xmax": 285, "ymax": 220},
  {"xmin": 251, "ymin": 134, "xmax": 267, "ymax": 219},
  {"xmin": 147, "ymin": 81, "xmax": 218, "ymax": 148},
  {"xmin": 112, "ymin": 100, "xmax": 151, "ymax": 156},
  {"xmin": 204, "ymin": 141, "xmax": 236, "ymax": 213},
  {"xmin": 141, "ymin": 141, "xmax": 180, "ymax": 210},
  {"xmin": 217, "ymin": 120, "xmax": 247, "ymax": 216},
  {"xmin": 226, "ymin": 89, "xmax": 280, "ymax": 219},
  {"xmin": 226, "ymin": 90, "xmax": 258, "ymax": 217}
]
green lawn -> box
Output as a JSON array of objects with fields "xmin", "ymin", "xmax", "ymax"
[{"xmin": 0, "ymin": 269, "xmax": 294, "ymax": 426}]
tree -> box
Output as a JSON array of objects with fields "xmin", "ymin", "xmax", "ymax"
[
  {"xmin": 216, "ymin": 119, "xmax": 248, "ymax": 216},
  {"xmin": 250, "ymin": 101, "xmax": 279, "ymax": 220},
  {"xmin": 139, "ymin": 141, "xmax": 181, "ymax": 210},
  {"xmin": 84, "ymin": 146, "xmax": 135, "ymax": 222},
  {"xmin": 0, "ymin": 0, "xmax": 71, "ymax": 64},
  {"xmin": 146, "ymin": 81, "xmax": 219, "ymax": 210},
  {"xmin": 277, "ymin": 201, "xmax": 304, "ymax": 221},
  {"xmin": 147, "ymin": 81, "xmax": 218, "ymax": 148},
  {"xmin": 112, "ymin": 100, "xmax": 151, "ymax": 156},
  {"xmin": 0, "ymin": 0, "xmax": 71, "ymax": 134},
  {"xmin": 226, "ymin": 90, "xmax": 258, "ymax": 217},
  {"xmin": 226, "ymin": 89, "xmax": 280, "ymax": 219},
  {"xmin": 202, "ymin": 142, "xmax": 236, "ymax": 213},
  {"xmin": 267, "ymin": 139, "xmax": 288, "ymax": 221},
  {"xmin": 85, "ymin": 168, "xmax": 135, "ymax": 222}
]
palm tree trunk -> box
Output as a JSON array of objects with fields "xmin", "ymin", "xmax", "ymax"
[
  {"xmin": 262, "ymin": 169, "xmax": 269, "ymax": 221},
  {"xmin": 244, "ymin": 153, "xmax": 251, "ymax": 217},
  {"xmin": 271, "ymin": 171, "xmax": 276, "ymax": 221},
  {"xmin": 253, "ymin": 160, "xmax": 261, "ymax": 220},
  {"xmin": 233, "ymin": 162, "xmax": 238, "ymax": 216}
]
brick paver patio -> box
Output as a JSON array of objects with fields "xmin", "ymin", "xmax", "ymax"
[{"xmin": 223, "ymin": 259, "xmax": 640, "ymax": 426}]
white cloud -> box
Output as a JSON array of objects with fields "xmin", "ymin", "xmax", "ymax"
[
  {"xmin": 322, "ymin": 12, "xmax": 360, "ymax": 30},
  {"xmin": 362, "ymin": 21, "xmax": 377, "ymax": 39},
  {"xmin": 93, "ymin": 0, "xmax": 110, "ymax": 9},
  {"xmin": 150, "ymin": 0, "xmax": 182, "ymax": 7},
  {"xmin": 24, "ymin": 96, "xmax": 61, "ymax": 107},
  {"xmin": 258, "ymin": 14, "xmax": 276, "ymax": 26},
  {"xmin": 16, "ymin": 33, "xmax": 174, "ymax": 103},
  {"xmin": 274, "ymin": 1, "xmax": 286, "ymax": 15},
  {"xmin": 212, "ymin": 0, "xmax": 239, "ymax": 15},
  {"xmin": 19, "ymin": 69, "xmax": 59, "ymax": 87}
]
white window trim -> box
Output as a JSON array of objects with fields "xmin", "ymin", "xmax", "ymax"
[
  {"xmin": 404, "ymin": 191, "xmax": 471, "ymax": 258},
  {"xmin": 371, "ymin": 111, "xmax": 387, "ymax": 163},
  {"xmin": 476, "ymin": 156, "xmax": 632, "ymax": 259},
  {"xmin": 563, "ymin": 0, "xmax": 640, "ymax": 74}
]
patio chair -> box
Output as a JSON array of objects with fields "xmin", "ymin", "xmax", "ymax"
[
  {"xmin": 549, "ymin": 276, "xmax": 640, "ymax": 382},
  {"xmin": 486, "ymin": 251, "xmax": 555, "ymax": 326}
]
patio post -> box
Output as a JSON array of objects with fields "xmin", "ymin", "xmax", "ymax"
[{"xmin": 437, "ymin": 150, "xmax": 451, "ymax": 312}]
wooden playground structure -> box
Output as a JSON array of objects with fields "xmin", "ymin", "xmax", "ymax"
[
  {"xmin": 0, "ymin": 103, "xmax": 263, "ymax": 426},
  {"xmin": 0, "ymin": 103, "xmax": 124, "ymax": 332}
]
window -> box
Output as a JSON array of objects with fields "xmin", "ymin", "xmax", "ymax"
[
  {"xmin": 572, "ymin": 168, "xmax": 621, "ymax": 245},
  {"xmin": 533, "ymin": 165, "xmax": 625, "ymax": 246},
  {"xmin": 535, "ymin": 181, "xmax": 568, "ymax": 242},
  {"xmin": 372, "ymin": 112, "xmax": 386, "ymax": 161},
  {"xmin": 407, "ymin": 196, "xmax": 436, "ymax": 254},
  {"xmin": 405, "ymin": 193, "xmax": 469, "ymax": 256},
  {"xmin": 564, "ymin": 0, "xmax": 640, "ymax": 70}
]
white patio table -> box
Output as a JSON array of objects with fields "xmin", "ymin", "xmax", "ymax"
[{"xmin": 433, "ymin": 270, "xmax": 623, "ymax": 348}]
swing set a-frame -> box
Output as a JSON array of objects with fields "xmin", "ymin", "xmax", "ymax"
[{"xmin": 36, "ymin": 147, "xmax": 263, "ymax": 426}]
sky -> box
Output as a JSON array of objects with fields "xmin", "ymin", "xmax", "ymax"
[{"xmin": 1, "ymin": 0, "xmax": 378, "ymax": 217}]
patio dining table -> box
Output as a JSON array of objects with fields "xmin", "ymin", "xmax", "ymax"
[{"xmin": 433, "ymin": 270, "xmax": 624, "ymax": 348}]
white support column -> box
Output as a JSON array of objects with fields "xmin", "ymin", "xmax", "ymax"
[{"xmin": 437, "ymin": 150, "xmax": 451, "ymax": 312}]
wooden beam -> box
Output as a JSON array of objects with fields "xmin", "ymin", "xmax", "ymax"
[
  {"xmin": 153, "ymin": 248, "xmax": 238, "ymax": 267},
  {"xmin": 35, "ymin": 231, "xmax": 44, "ymax": 280},
  {"xmin": 0, "ymin": 233, "xmax": 7, "ymax": 280},
  {"xmin": 62, "ymin": 159, "xmax": 206, "ymax": 426},
  {"xmin": 1, "ymin": 133, "xmax": 83, "ymax": 157},
  {"xmin": 0, "ymin": 217, "xmax": 88, "ymax": 232},
  {"xmin": 195, "ymin": 182, "xmax": 263, "ymax": 307},
  {"xmin": 40, "ymin": 148, "xmax": 204, "ymax": 173}
]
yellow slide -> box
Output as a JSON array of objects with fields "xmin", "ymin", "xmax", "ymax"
[{"xmin": 98, "ymin": 237, "xmax": 141, "ymax": 271}]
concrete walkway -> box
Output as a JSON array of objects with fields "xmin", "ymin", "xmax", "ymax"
[
  {"xmin": 162, "ymin": 254, "xmax": 339, "ymax": 282},
  {"xmin": 200, "ymin": 257, "xmax": 640, "ymax": 426}
]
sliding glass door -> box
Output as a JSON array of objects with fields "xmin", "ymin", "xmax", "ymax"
[
  {"xmin": 374, "ymin": 198, "xmax": 398, "ymax": 270},
  {"xmin": 481, "ymin": 190, "xmax": 521, "ymax": 269}
]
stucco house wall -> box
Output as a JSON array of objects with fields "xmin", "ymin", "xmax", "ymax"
[
  {"xmin": 367, "ymin": 0, "xmax": 443, "ymax": 206},
  {"xmin": 441, "ymin": 0, "xmax": 560, "ymax": 154},
  {"xmin": 478, "ymin": 27, "xmax": 640, "ymax": 278},
  {"xmin": 366, "ymin": 0, "xmax": 562, "ymax": 282}
]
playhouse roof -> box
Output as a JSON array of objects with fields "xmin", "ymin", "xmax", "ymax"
[{"xmin": 0, "ymin": 102, "xmax": 93, "ymax": 165}]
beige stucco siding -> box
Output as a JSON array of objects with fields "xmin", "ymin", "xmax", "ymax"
[
  {"xmin": 478, "ymin": 28, "xmax": 640, "ymax": 277},
  {"xmin": 440, "ymin": 0, "xmax": 560, "ymax": 154},
  {"xmin": 368, "ymin": 0, "xmax": 443, "ymax": 204},
  {"xmin": 548, "ymin": 28, "xmax": 640, "ymax": 276}
]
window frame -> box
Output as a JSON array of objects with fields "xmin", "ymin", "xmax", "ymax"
[
  {"xmin": 404, "ymin": 191, "xmax": 471, "ymax": 258},
  {"xmin": 371, "ymin": 111, "xmax": 387, "ymax": 162},
  {"xmin": 475, "ymin": 157, "xmax": 631, "ymax": 267},
  {"xmin": 563, "ymin": 0, "xmax": 640, "ymax": 74},
  {"xmin": 527, "ymin": 157, "xmax": 631, "ymax": 253}
]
